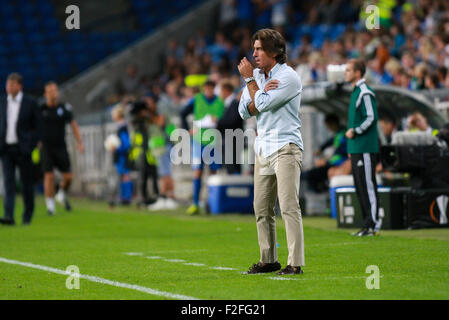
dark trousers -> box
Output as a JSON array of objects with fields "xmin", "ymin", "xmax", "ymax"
[
  {"xmin": 304, "ymin": 163, "xmax": 331, "ymax": 193},
  {"xmin": 350, "ymin": 153, "xmax": 380, "ymax": 230},
  {"xmin": 1, "ymin": 145, "xmax": 35, "ymax": 223},
  {"xmin": 136, "ymin": 153, "xmax": 158, "ymax": 205}
]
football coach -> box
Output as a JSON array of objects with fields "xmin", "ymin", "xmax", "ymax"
[
  {"xmin": 0, "ymin": 73, "xmax": 41, "ymax": 226},
  {"xmin": 238, "ymin": 29, "xmax": 305, "ymax": 275}
]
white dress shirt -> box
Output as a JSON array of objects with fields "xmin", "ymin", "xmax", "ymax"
[
  {"xmin": 238, "ymin": 63, "xmax": 304, "ymax": 158},
  {"xmin": 6, "ymin": 91, "xmax": 23, "ymax": 144}
]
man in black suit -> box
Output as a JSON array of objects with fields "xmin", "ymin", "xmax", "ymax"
[
  {"xmin": 0, "ymin": 73, "xmax": 41, "ymax": 225},
  {"xmin": 217, "ymin": 80, "xmax": 244, "ymax": 174}
]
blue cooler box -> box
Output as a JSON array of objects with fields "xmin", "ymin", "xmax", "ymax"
[
  {"xmin": 207, "ymin": 175, "xmax": 254, "ymax": 214},
  {"xmin": 329, "ymin": 175, "xmax": 354, "ymax": 218}
]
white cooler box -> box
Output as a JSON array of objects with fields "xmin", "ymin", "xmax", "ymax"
[
  {"xmin": 329, "ymin": 174, "xmax": 382, "ymax": 218},
  {"xmin": 207, "ymin": 175, "xmax": 254, "ymax": 214}
]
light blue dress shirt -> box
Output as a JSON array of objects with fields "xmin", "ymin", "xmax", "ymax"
[{"xmin": 238, "ymin": 63, "xmax": 303, "ymax": 158}]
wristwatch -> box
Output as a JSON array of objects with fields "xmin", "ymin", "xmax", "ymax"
[{"xmin": 244, "ymin": 77, "xmax": 255, "ymax": 84}]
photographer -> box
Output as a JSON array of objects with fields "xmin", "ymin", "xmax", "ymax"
[{"xmin": 128, "ymin": 97, "xmax": 159, "ymax": 207}]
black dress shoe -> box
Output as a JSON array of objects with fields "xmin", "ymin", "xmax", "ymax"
[
  {"xmin": 245, "ymin": 261, "xmax": 282, "ymax": 274},
  {"xmin": 277, "ymin": 265, "xmax": 303, "ymax": 275},
  {"xmin": 0, "ymin": 218, "xmax": 16, "ymax": 226}
]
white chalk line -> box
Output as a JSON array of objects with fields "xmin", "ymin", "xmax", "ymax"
[
  {"xmin": 0, "ymin": 257, "xmax": 199, "ymax": 300},
  {"xmin": 124, "ymin": 252, "xmax": 237, "ymax": 271},
  {"xmin": 183, "ymin": 262, "xmax": 206, "ymax": 267},
  {"xmin": 164, "ymin": 259, "xmax": 186, "ymax": 263},
  {"xmin": 210, "ymin": 267, "xmax": 236, "ymax": 271},
  {"xmin": 124, "ymin": 252, "xmax": 144, "ymax": 256}
]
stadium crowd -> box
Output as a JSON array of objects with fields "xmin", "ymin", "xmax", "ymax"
[
  {"xmin": 103, "ymin": 0, "xmax": 449, "ymax": 209},
  {"xmin": 113, "ymin": 0, "xmax": 449, "ymax": 109}
]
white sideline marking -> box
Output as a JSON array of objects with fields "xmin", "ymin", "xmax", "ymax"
[
  {"xmin": 268, "ymin": 275, "xmax": 385, "ymax": 281},
  {"xmin": 124, "ymin": 252, "xmax": 143, "ymax": 256},
  {"xmin": 0, "ymin": 257, "xmax": 199, "ymax": 300},
  {"xmin": 126, "ymin": 253, "xmax": 236, "ymax": 271},
  {"xmin": 210, "ymin": 267, "xmax": 236, "ymax": 271},
  {"xmin": 183, "ymin": 262, "xmax": 206, "ymax": 267},
  {"xmin": 164, "ymin": 259, "xmax": 186, "ymax": 263}
]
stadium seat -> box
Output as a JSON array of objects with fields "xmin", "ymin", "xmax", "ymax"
[
  {"xmin": 23, "ymin": 19, "xmax": 40, "ymax": 32},
  {"xmin": 19, "ymin": 3, "xmax": 36, "ymax": 17},
  {"xmin": 4, "ymin": 19, "xmax": 20, "ymax": 32},
  {"xmin": 329, "ymin": 23, "xmax": 346, "ymax": 41},
  {"xmin": 0, "ymin": 0, "xmax": 207, "ymax": 92},
  {"xmin": 36, "ymin": 2, "xmax": 54, "ymax": 16},
  {"xmin": 42, "ymin": 19, "xmax": 60, "ymax": 32},
  {"xmin": 312, "ymin": 37, "xmax": 325, "ymax": 50},
  {"xmin": 0, "ymin": 4, "xmax": 15, "ymax": 17},
  {"xmin": 33, "ymin": 54, "xmax": 52, "ymax": 66},
  {"xmin": 27, "ymin": 32, "xmax": 46, "ymax": 45}
]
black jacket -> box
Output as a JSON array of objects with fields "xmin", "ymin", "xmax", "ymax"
[
  {"xmin": 216, "ymin": 99, "xmax": 244, "ymax": 133},
  {"xmin": 0, "ymin": 94, "xmax": 41, "ymax": 155}
]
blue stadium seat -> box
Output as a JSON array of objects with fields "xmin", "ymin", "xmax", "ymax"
[
  {"xmin": 23, "ymin": 19, "xmax": 40, "ymax": 32},
  {"xmin": 42, "ymin": 18, "xmax": 60, "ymax": 32},
  {"xmin": 73, "ymin": 54, "xmax": 90, "ymax": 70},
  {"xmin": 19, "ymin": 3, "xmax": 36, "ymax": 17},
  {"xmin": 0, "ymin": 4, "xmax": 15, "ymax": 17},
  {"xmin": 66, "ymin": 40, "xmax": 87, "ymax": 54},
  {"xmin": 36, "ymin": 64, "xmax": 58, "ymax": 82},
  {"xmin": 299, "ymin": 24, "xmax": 313, "ymax": 35},
  {"xmin": 4, "ymin": 19, "xmax": 20, "ymax": 32},
  {"xmin": 32, "ymin": 44, "xmax": 49, "ymax": 56},
  {"xmin": 53, "ymin": 55, "xmax": 73, "ymax": 76},
  {"xmin": 329, "ymin": 23, "xmax": 346, "ymax": 41},
  {"xmin": 36, "ymin": 1, "xmax": 54, "ymax": 16},
  {"xmin": 27, "ymin": 32, "xmax": 46, "ymax": 45},
  {"xmin": 312, "ymin": 37, "xmax": 325, "ymax": 49},
  {"xmin": 33, "ymin": 54, "xmax": 51, "ymax": 66},
  {"xmin": 49, "ymin": 43, "xmax": 66, "ymax": 56},
  {"xmin": 43, "ymin": 29, "xmax": 61, "ymax": 42},
  {"xmin": 317, "ymin": 24, "xmax": 331, "ymax": 37}
]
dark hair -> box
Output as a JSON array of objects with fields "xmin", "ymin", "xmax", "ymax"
[
  {"xmin": 220, "ymin": 80, "xmax": 234, "ymax": 93},
  {"xmin": 426, "ymin": 72, "xmax": 440, "ymax": 88},
  {"xmin": 204, "ymin": 80, "xmax": 216, "ymax": 87},
  {"xmin": 379, "ymin": 111, "xmax": 397, "ymax": 126},
  {"xmin": 7, "ymin": 73, "xmax": 23, "ymax": 85},
  {"xmin": 324, "ymin": 113, "xmax": 340, "ymax": 126},
  {"xmin": 348, "ymin": 58, "xmax": 366, "ymax": 77},
  {"xmin": 251, "ymin": 28, "xmax": 287, "ymax": 64}
]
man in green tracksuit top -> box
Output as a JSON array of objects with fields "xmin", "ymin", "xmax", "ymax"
[{"xmin": 344, "ymin": 59, "xmax": 381, "ymax": 236}]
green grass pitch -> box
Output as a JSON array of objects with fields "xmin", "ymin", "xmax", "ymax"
[{"xmin": 0, "ymin": 197, "xmax": 448, "ymax": 300}]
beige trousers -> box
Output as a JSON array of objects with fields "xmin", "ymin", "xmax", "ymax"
[{"xmin": 253, "ymin": 143, "xmax": 305, "ymax": 266}]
